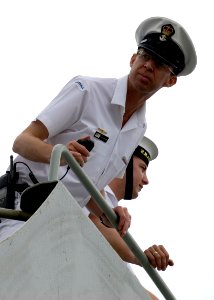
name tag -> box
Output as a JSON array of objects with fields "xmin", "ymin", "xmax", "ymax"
[{"xmin": 94, "ymin": 131, "xmax": 109, "ymax": 143}]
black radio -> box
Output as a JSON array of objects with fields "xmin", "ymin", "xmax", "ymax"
[{"xmin": 77, "ymin": 139, "xmax": 94, "ymax": 152}]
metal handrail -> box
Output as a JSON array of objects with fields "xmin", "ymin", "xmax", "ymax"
[
  {"xmin": 0, "ymin": 207, "xmax": 31, "ymax": 221},
  {"xmin": 49, "ymin": 144, "xmax": 176, "ymax": 300}
]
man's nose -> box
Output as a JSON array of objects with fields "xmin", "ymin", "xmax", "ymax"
[{"xmin": 143, "ymin": 59, "xmax": 154, "ymax": 71}]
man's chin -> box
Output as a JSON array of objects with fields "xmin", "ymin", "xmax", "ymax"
[{"xmin": 132, "ymin": 192, "xmax": 138, "ymax": 199}]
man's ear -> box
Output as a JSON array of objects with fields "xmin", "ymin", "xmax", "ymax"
[
  {"xmin": 130, "ymin": 53, "xmax": 137, "ymax": 67},
  {"xmin": 164, "ymin": 75, "xmax": 177, "ymax": 87}
]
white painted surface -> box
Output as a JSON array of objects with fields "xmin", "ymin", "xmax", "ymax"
[{"xmin": 0, "ymin": 181, "xmax": 151, "ymax": 300}]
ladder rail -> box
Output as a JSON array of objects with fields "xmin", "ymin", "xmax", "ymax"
[{"xmin": 48, "ymin": 144, "xmax": 176, "ymax": 300}]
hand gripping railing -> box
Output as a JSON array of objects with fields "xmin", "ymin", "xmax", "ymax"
[{"xmin": 49, "ymin": 144, "xmax": 176, "ymax": 300}]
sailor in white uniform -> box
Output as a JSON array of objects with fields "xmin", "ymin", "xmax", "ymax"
[{"xmin": 0, "ymin": 16, "xmax": 197, "ymax": 241}]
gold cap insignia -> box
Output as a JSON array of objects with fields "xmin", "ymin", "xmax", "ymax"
[
  {"xmin": 160, "ymin": 24, "xmax": 175, "ymax": 41},
  {"xmin": 141, "ymin": 148, "xmax": 150, "ymax": 160}
]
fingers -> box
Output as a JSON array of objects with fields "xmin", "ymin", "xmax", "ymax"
[
  {"xmin": 100, "ymin": 206, "xmax": 131, "ymax": 236},
  {"xmin": 66, "ymin": 136, "xmax": 91, "ymax": 166},
  {"xmin": 168, "ymin": 259, "xmax": 174, "ymax": 266},
  {"xmin": 113, "ymin": 206, "xmax": 131, "ymax": 237},
  {"xmin": 144, "ymin": 245, "xmax": 174, "ymax": 271}
]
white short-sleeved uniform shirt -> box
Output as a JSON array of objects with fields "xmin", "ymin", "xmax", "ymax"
[
  {"xmin": 103, "ymin": 185, "xmax": 118, "ymax": 208},
  {"xmin": 14, "ymin": 75, "xmax": 147, "ymax": 208}
]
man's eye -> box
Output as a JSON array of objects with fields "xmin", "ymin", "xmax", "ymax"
[
  {"xmin": 143, "ymin": 54, "xmax": 150, "ymax": 60},
  {"xmin": 156, "ymin": 60, "xmax": 165, "ymax": 68}
]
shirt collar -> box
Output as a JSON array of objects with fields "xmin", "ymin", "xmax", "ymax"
[
  {"xmin": 111, "ymin": 75, "xmax": 147, "ymax": 129},
  {"xmin": 111, "ymin": 75, "xmax": 128, "ymax": 112}
]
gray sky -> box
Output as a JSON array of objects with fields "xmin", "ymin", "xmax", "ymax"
[{"xmin": 1, "ymin": 1, "xmax": 213, "ymax": 299}]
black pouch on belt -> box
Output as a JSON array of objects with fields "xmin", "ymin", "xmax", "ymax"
[{"xmin": 0, "ymin": 156, "xmax": 19, "ymax": 209}]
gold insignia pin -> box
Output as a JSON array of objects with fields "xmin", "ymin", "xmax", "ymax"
[
  {"xmin": 97, "ymin": 128, "xmax": 107, "ymax": 135},
  {"xmin": 160, "ymin": 24, "xmax": 175, "ymax": 41}
]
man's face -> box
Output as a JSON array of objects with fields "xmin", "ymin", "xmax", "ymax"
[
  {"xmin": 132, "ymin": 156, "xmax": 149, "ymax": 199},
  {"xmin": 128, "ymin": 49, "xmax": 177, "ymax": 96}
]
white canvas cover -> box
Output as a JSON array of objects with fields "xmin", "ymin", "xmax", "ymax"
[{"xmin": 0, "ymin": 181, "xmax": 151, "ymax": 300}]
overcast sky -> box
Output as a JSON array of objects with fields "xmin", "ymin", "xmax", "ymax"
[{"xmin": 0, "ymin": 1, "xmax": 213, "ymax": 299}]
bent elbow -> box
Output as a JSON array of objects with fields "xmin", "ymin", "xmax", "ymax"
[{"xmin": 12, "ymin": 135, "xmax": 21, "ymax": 154}]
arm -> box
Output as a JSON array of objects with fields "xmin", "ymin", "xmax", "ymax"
[
  {"xmin": 13, "ymin": 122, "xmax": 131, "ymax": 232},
  {"xmin": 88, "ymin": 213, "xmax": 174, "ymax": 270},
  {"xmin": 89, "ymin": 214, "xmax": 161, "ymax": 300},
  {"xmin": 87, "ymin": 198, "xmax": 131, "ymax": 237},
  {"xmin": 13, "ymin": 120, "xmax": 90, "ymax": 166},
  {"xmin": 89, "ymin": 213, "xmax": 139, "ymax": 264}
]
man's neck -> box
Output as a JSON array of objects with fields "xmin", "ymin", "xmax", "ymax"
[
  {"xmin": 123, "ymin": 92, "xmax": 148, "ymax": 127},
  {"xmin": 108, "ymin": 178, "xmax": 125, "ymax": 201}
]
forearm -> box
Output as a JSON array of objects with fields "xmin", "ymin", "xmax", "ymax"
[
  {"xmin": 86, "ymin": 198, "xmax": 103, "ymax": 218},
  {"xmin": 13, "ymin": 120, "xmax": 96, "ymax": 169},
  {"xmin": 12, "ymin": 120, "xmax": 53, "ymax": 163},
  {"xmin": 89, "ymin": 214, "xmax": 140, "ymax": 265},
  {"xmin": 86, "ymin": 190, "xmax": 106, "ymax": 218},
  {"xmin": 13, "ymin": 132, "xmax": 53, "ymax": 164}
]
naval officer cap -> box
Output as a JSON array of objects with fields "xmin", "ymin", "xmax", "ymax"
[
  {"xmin": 133, "ymin": 136, "xmax": 158, "ymax": 166},
  {"xmin": 135, "ymin": 17, "xmax": 197, "ymax": 76}
]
